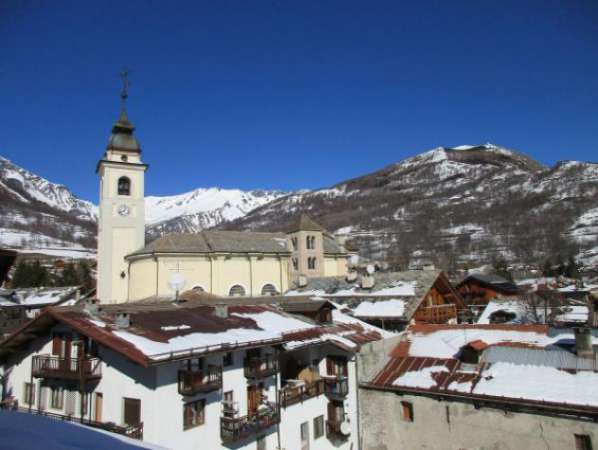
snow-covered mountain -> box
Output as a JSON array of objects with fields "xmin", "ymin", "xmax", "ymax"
[
  {"xmin": 2, "ymin": 144, "xmax": 597, "ymax": 269},
  {"xmin": 227, "ymin": 144, "xmax": 598, "ymax": 268},
  {"xmin": 144, "ymin": 188, "xmax": 284, "ymax": 239},
  {"xmin": 0, "ymin": 156, "xmax": 283, "ymax": 256},
  {"xmin": 0, "ymin": 156, "xmax": 97, "ymax": 257}
]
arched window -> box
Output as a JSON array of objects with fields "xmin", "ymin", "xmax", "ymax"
[
  {"xmin": 192, "ymin": 285, "xmax": 205, "ymax": 293},
  {"xmin": 229, "ymin": 285, "xmax": 246, "ymax": 297},
  {"xmin": 306, "ymin": 235, "xmax": 316, "ymax": 249},
  {"xmin": 308, "ymin": 257, "xmax": 316, "ymax": 270},
  {"xmin": 292, "ymin": 257, "xmax": 299, "ymax": 271},
  {"xmin": 291, "ymin": 237, "xmax": 298, "ymax": 251},
  {"xmin": 118, "ymin": 176, "xmax": 131, "ymax": 196},
  {"xmin": 261, "ymin": 284, "xmax": 278, "ymax": 296}
]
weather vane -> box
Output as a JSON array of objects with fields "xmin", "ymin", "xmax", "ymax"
[{"xmin": 120, "ymin": 68, "xmax": 130, "ymax": 103}]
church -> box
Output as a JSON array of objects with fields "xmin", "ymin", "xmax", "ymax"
[{"xmin": 96, "ymin": 88, "xmax": 349, "ymax": 304}]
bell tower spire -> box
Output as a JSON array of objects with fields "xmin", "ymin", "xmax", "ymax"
[{"xmin": 96, "ymin": 70, "xmax": 148, "ymax": 304}]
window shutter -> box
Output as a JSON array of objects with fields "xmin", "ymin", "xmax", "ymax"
[
  {"xmin": 52, "ymin": 335, "xmax": 61, "ymax": 355},
  {"xmin": 326, "ymin": 357, "xmax": 335, "ymax": 376}
]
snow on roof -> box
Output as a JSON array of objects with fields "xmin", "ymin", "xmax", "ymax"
[
  {"xmin": 352, "ymin": 299, "xmax": 407, "ymax": 318},
  {"xmin": 12, "ymin": 287, "xmax": 77, "ymax": 307},
  {"xmin": 371, "ymin": 324, "xmax": 598, "ymax": 411},
  {"xmin": 331, "ymin": 305, "xmax": 396, "ymax": 339},
  {"xmin": 0, "ymin": 411, "xmax": 168, "ymax": 450},
  {"xmin": 406, "ymin": 325, "xmax": 563, "ymax": 359},
  {"xmin": 105, "ymin": 308, "xmax": 317, "ymax": 361}
]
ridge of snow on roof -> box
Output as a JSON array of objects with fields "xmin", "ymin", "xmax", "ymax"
[{"xmin": 371, "ymin": 324, "xmax": 598, "ymax": 411}]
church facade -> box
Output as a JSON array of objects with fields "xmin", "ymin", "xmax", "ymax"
[{"xmin": 97, "ymin": 96, "xmax": 349, "ymax": 304}]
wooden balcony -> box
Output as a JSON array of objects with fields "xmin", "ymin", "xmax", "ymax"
[
  {"xmin": 220, "ymin": 402, "xmax": 280, "ymax": 443},
  {"xmin": 280, "ymin": 379, "xmax": 325, "ymax": 408},
  {"xmin": 244, "ymin": 355, "xmax": 278, "ymax": 379},
  {"xmin": 32, "ymin": 355, "xmax": 101, "ymax": 381},
  {"xmin": 178, "ymin": 365, "xmax": 222, "ymax": 395},
  {"xmin": 324, "ymin": 376, "xmax": 349, "ymax": 400},
  {"xmin": 413, "ymin": 304, "xmax": 457, "ymax": 324}
]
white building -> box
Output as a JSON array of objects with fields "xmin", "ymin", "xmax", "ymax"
[{"xmin": 0, "ymin": 295, "xmax": 387, "ymax": 450}]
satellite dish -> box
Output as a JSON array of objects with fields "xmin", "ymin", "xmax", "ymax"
[
  {"xmin": 169, "ymin": 272, "xmax": 186, "ymax": 293},
  {"xmin": 366, "ymin": 264, "xmax": 375, "ymax": 275},
  {"xmin": 340, "ymin": 421, "xmax": 351, "ymax": 435}
]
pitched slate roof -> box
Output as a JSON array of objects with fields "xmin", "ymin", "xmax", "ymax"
[
  {"xmin": 287, "ymin": 270, "xmax": 461, "ymax": 321},
  {"xmin": 287, "ymin": 214, "xmax": 325, "ymax": 233},
  {"xmin": 128, "ymin": 230, "xmax": 346, "ymax": 258},
  {"xmin": 127, "ymin": 230, "xmax": 291, "ymax": 257}
]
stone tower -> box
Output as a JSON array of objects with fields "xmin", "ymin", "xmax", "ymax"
[
  {"xmin": 96, "ymin": 75, "xmax": 147, "ymax": 304},
  {"xmin": 286, "ymin": 214, "xmax": 325, "ymax": 279}
]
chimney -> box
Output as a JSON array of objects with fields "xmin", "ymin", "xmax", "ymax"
[
  {"xmin": 574, "ymin": 327, "xmax": 594, "ymax": 359},
  {"xmin": 215, "ymin": 304, "xmax": 228, "ymax": 319},
  {"xmin": 359, "ymin": 274, "xmax": 375, "ymax": 289},
  {"xmin": 115, "ymin": 312, "xmax": 131, "ymax": 329},
  {"xmin": 83, "ymin": 298, "xmax": 99, "ymax": 316},
  {"xmin": 298, "ymin": 275, "xmax": 308, "ymax": 288}
]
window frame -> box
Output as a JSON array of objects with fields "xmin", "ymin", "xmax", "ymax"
[
  {"xmin": 23, "ymin": 382, "xmax": 35, "ymax": 406},
  {"xmin": 183, "ymin": 398, "xmax": 206, "ymax": 430},
  {"xmin": 223, "ymin": 352, "xmax": 234, "ymax": 367},
  {"xmin": 401, "ymin": 401, "xmax": 414, "ymax": 422},
  {"xmin": 50, "ymin": 386, "xmax": 64, "ymax": 410},
  {"xmin": 575, "ymin": 434, "xmax": 593, "ymax": 450},
  {"xmin": 228, "ymin": 284, "xmax": 246, "ymax": 297},
  {"xmin": 313, "ymin": 415, "xmax": 324, "ymax": 439},
  {"xmin": 261, "ymin": 283, "xmax": 278, "ymax": 296},
  {"xmin": 117, "ymin": 176, "xmax": 131, "ymax": 196}
]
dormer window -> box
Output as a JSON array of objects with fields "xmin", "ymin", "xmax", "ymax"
[{"xmin": 118, "ymin": 176, "xmax": 131, "ymax": 196}]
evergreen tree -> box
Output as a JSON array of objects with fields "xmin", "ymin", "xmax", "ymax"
[
  {"xmin": 11, "ymin": 260, "xmax": 31, "ymax": 288},
  {"xmin": 492, "ymin": 256, "xmax": 513, "ymax": 282},
  {"xmin": 77, "ymin": 260, "xmax": 94, "ymax": 291},
  {"xmin": 565, "ymin": 255, "xmax": 581, "ymax": 279},
  {"xmin": 30, "ymin": 260, "xmax": 49, "ymax": 287},
  {"xmin": 60, "ymin": 262, "xmax": 80, "ymax": 286}
]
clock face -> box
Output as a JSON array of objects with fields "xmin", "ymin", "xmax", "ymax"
[{"xmin": 117, "ymin": 204, "xmax": 130, "ymax": 217}]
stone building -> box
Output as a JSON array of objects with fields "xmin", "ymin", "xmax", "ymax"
[{"xmin": 358, "ymin": 323, "xmax": 598, "ymax": 450}]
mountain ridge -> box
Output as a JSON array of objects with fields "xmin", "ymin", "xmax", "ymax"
[{"xmin": 2, "ymin": 144, "xmax": 597, "ymax": 269}]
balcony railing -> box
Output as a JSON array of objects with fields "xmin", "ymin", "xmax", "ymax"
[
  {"xmin": 178, "ymin": 365, "xmax": 222, "ymax": 395},
  {"xmin": 324, "ymin": 376, "xmax": 349, "ymax": 400},
  {"xmin": 326, "ymin": 416, "xmax": 350, "ymax": 441},
  {"xmin": 280, "ymin": 379, "xmax": 325, "ymax": 408},
  {"xmin": 32, "ymin": 355, "xmax": 101, "ymax": 381},
  {"xmin": 12, "ymin": 408, "xmax": 142, "ymax": 440},
  {"xmin": 243, "ymin": 355, "xmax": 278, "ymax": 379},
  {"xmin": 220, "ymin": 402, "xmax": 280, "ymax": 443},
  {"xmin": 413, "ymin": 304, "xmax": 457, "ymax": 324}
]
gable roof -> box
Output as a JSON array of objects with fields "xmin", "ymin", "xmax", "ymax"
[
  {"xmin": 457, "ymin": 273, "xmax": 520, "ymax": 295},
  {"xmin": 287, "ymin": 270, "xmax": 463, "ymax": 321},
  {"xmin": 365, "ymin": 323, "xmax": 598, "ymax": 415},
  {"xmin": 127, "ymin": 230, "xmax": 291, "ymax": 257},
  {"xmin": 287, "ymin": 214, "xmax": 325, "ymax": 233},
  {"xmin": 0, "ymin": 296, "xmax": 385, "ymax": 367}
]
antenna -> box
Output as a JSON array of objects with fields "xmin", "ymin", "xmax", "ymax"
[{"xmin": 168, "ymin": 272, "xmax": 186, "ymax": 301}]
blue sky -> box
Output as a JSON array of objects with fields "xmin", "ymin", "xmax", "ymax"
[{"xmin": 1, "ymin": 1, "xmax": 597, "ymax": 202}]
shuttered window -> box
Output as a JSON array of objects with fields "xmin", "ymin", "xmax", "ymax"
[
  {"xmin": 123, "ymin": 397, "xmax": 141, "ymax": 426},
  {"xmin": 575, "ymin": 435, "xmax": 593, "ymax": 450},
  {"xmin": 183, "ymin": 399, "xmax": 205, "ymax": 430},
  {"xmin": 23, "ymin": 382, "xmax": 35, "ymax": 405},
  {"xmin": 313, "ymin": 415, "xmax": 324, "ymax": 439}
]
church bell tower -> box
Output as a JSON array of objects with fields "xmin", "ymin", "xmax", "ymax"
[{"xmin": 97, "ymin": 71, "xmax": 147, "ymax": 304}]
